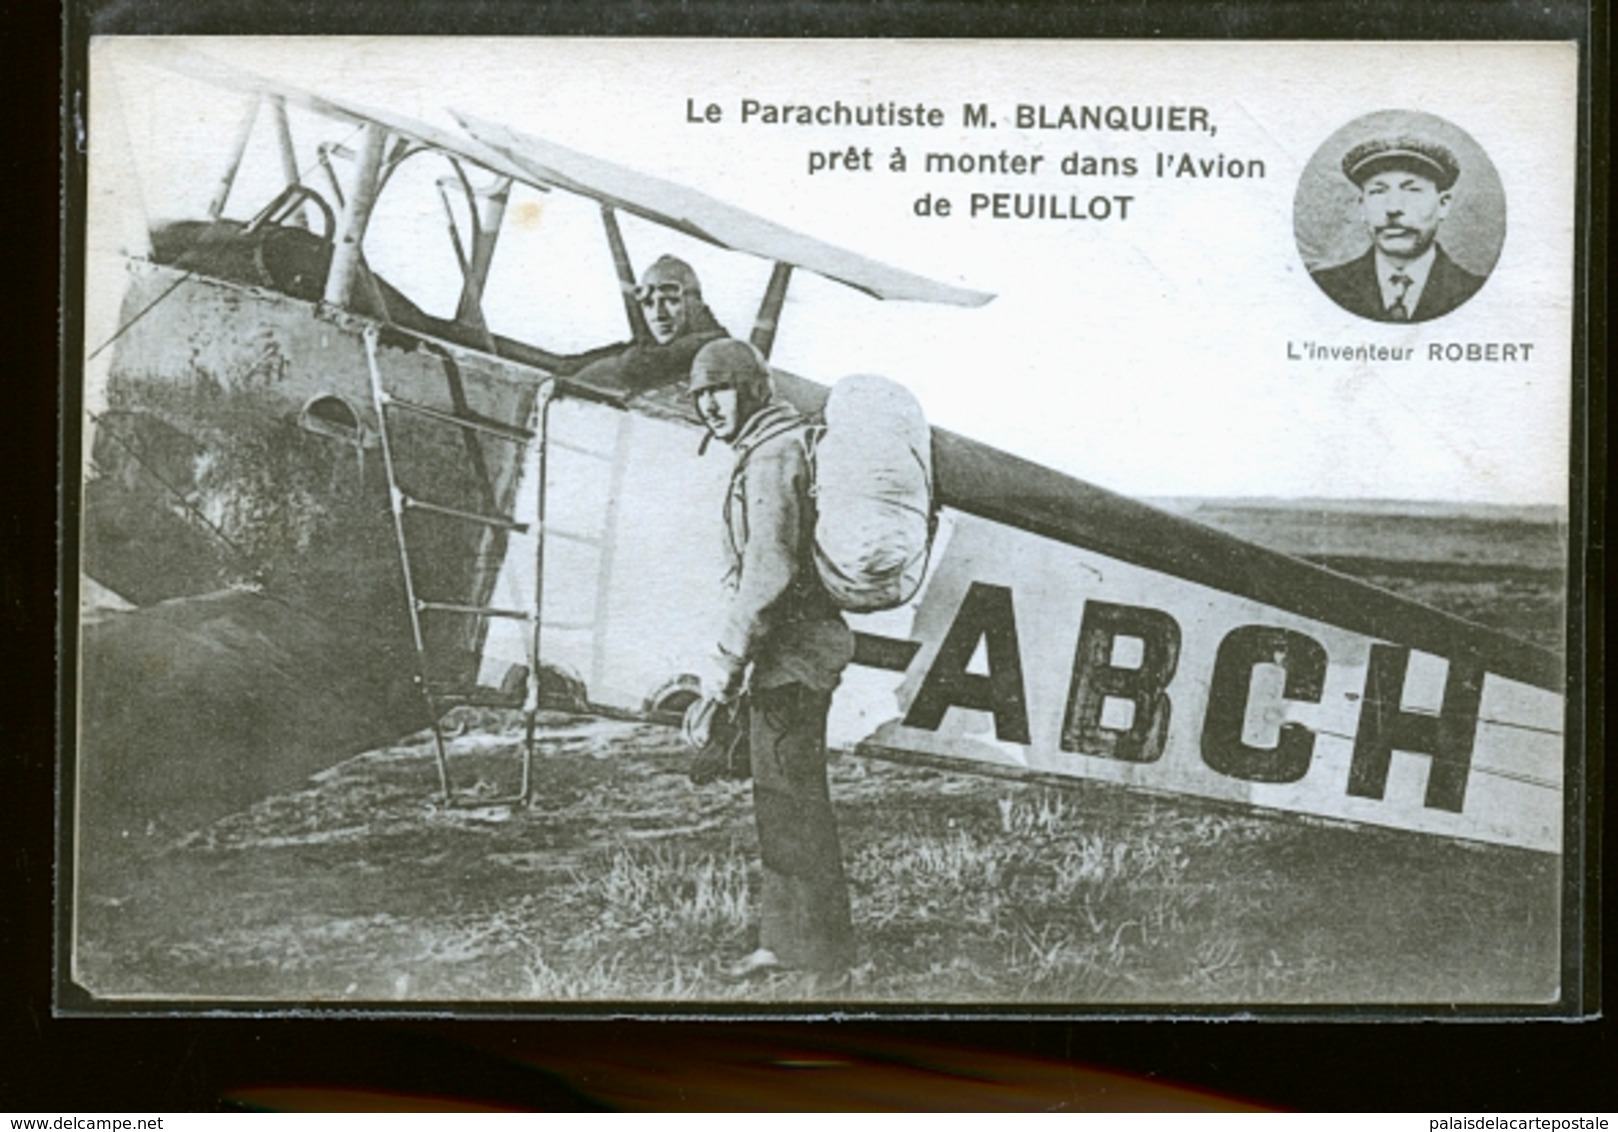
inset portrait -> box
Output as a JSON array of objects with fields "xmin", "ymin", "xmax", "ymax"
[{"xmin": 1295, "ymin": 110, "xmax": 1505, "ymax": 323}]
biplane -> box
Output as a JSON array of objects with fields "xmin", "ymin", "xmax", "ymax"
[{"xmin": 77, "ymin": 45, "xmax": 1563, "ymax": 861}]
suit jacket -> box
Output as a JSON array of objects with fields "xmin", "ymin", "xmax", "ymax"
[{"xmin": 1310, "ymin": 244, "xmax": 1486, "ymax": 323}]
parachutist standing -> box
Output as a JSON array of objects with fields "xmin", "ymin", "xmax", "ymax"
[{"xmin": 681, "ymin": 339, "xmax": 856, "ymax": 988}]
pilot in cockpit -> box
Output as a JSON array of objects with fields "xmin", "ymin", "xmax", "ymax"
[{"xmin": 568, "ymin": 254, "xmax": 730, "ymax": 395}]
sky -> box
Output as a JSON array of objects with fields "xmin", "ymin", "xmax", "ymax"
[{"xmin": 86, "ymin": 38, "xmax": 1578, "ymax": 505}]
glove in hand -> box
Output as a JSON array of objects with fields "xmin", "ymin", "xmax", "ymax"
[{"xmin": 682, "ymin": 695, "xmax": 721, "ymax": 751}]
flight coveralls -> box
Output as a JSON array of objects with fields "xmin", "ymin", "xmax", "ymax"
[{"xmin": 716, "ymin": 402, "xmax": 856, "ymax": 974}]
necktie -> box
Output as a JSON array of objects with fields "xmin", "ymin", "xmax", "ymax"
[{"xmin": 1387, "ymin": 272, "xmax": 1413, "ymax": 321}]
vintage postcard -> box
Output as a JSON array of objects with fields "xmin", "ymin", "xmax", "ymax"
[{"xmin": 69, "ymin": 37, "xmax": 1581, "ymax": 1013}]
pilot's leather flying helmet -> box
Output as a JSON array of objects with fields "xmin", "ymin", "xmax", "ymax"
[{"xmin": 689, "ymin": 338, "xmax": 773, "ymax": 401}]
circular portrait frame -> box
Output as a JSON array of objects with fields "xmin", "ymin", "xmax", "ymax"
[{"xmin": 1295, "ymin": 109, "xmax": 1506, "ymax": 323}]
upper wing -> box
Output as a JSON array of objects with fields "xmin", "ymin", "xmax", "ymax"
[
  {"xmin": 454, "ymin": 110, "xmax": 994, "ymax": 308},
  {"xmin": 134, "ymin": 43, "xmax": 994, "ymax": 310}
]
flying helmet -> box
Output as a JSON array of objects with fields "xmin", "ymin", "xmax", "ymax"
[
  {"xmin": 634, "ymin": 254, "xmax": 703, "ymax": 303},
  {"xmin": 689, "ymin": 338, "xmax": 774, "ymax": 402}
]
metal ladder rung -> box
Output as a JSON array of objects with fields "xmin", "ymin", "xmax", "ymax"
[
  {"xmin": 402, "ymin": 494, "xmax": 529, "ymax": 533},
  {"xmin": 425, "ymin": 684, "xmax": 527, "ymax": 708},
  {"xmin": 544, "ymin": 526, "xmax": 603, "ymax": 547},
  {"xmin": 416, "ymin": 599, "xmax": 533, "ymax": 621},
  {"xmin": 547, "ymin": 437, "xmax": 617, "ymax": 461},
  {"xmin": 381, "ymin": 393, "xmax": 535, "ymax": 443}
]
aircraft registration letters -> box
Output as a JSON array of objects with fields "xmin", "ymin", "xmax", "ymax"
[
  {"xmin": 849, "ymin": 518, "xmax": 1560, "ymax": 854},
  {"xmin": 520, "ymin": 396, "xmax": 1562, "ymax": 856}
]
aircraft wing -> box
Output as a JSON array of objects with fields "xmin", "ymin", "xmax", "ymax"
[
  {"xmin": 453, "ymin": 110, "xmax": 995, "ymax": 308},
  {"xmin": 131, "ymin": 44, "xmax": 993, "ymax": 310},
  {"xmin": 130, "ymin": 42, "xmax": 540, "ymax": 185}
]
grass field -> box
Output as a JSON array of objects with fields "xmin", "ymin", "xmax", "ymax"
[{"xmin": 71, "ymin": 503, "xmax": 1568, "ymax": 1008}]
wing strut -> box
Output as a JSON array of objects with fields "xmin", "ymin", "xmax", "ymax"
[
  {"xmin": 750, "ymin": 262, "xmax": 793, "ymax": 359},
  {"xmin": 599, "ymin": 204, "xmax": 646, "ymax": 343},
  {"xmin": 324, "ymin": 122, "xmax": 389, "ymax": 310},
  {"xmin": 207, "ymin": 95, "xmax": 261, "ymax": 220},
  {"xmin": 268, "ymin": 96, "xmax": 310, "ymax": 230},
  {"xmin": 455, "ymin": 175, "xmax": 513, "ymax": 327}
]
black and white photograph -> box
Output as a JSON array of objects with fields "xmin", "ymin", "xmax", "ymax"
[
  {"xmin": 67, "ymin": 38, "xmax": 1580, "ymax": 1013},
  {"xmin": 1295, "ymin": 110, "xmax": 1507, "ymax": 324}
]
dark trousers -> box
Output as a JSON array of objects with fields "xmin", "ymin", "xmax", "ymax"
[{"xmin": 750, "ymin": 682, "xmax": 854, "ymax": 973}]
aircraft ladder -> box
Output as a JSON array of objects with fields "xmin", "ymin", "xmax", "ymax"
[{"xmin": 361, "ymin": 325, "xmax": 551, "ymax": 806}]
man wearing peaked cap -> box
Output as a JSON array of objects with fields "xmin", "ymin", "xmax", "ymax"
[
  {"xmin": 1310, "ymin": 132, "xmax": 1487, "ymax": 323},
  {"xmin": 1343, "ymin": 135, "xmax": 1462, "ymax": 192}
]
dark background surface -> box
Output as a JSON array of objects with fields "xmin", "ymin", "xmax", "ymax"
[{"xmin": 9, "ymin": 0, "xmax": 1609, "ymax": 1112}]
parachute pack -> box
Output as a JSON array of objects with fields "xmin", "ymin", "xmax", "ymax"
[{"xmin": 807, "ymin": 374, "xmax": 936, "ymax": 613}]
